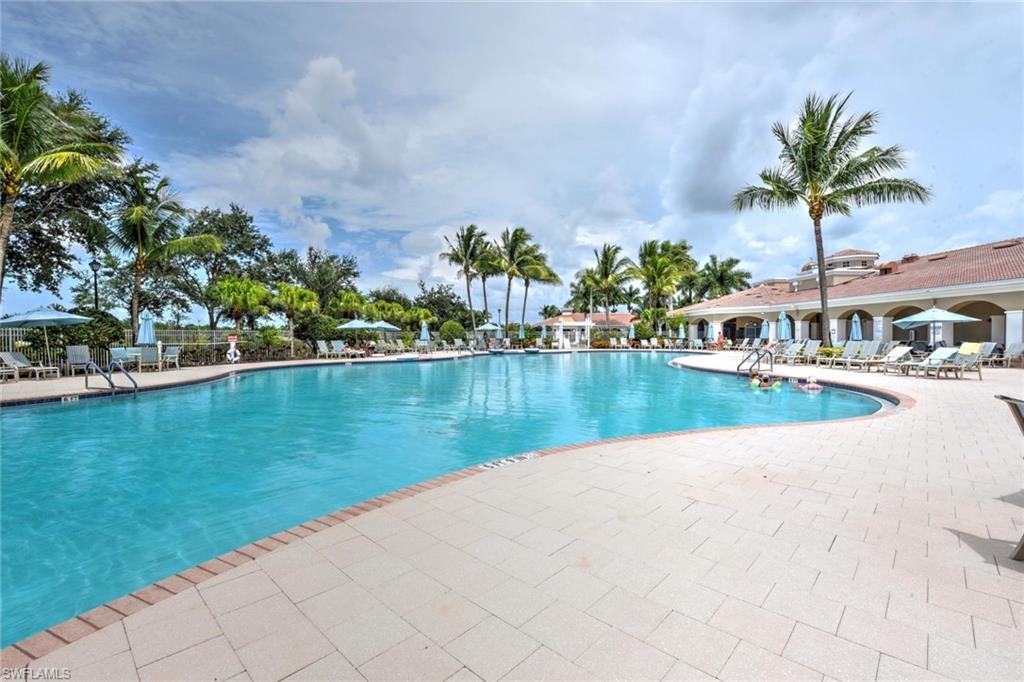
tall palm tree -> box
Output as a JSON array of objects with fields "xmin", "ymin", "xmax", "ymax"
[
  {"xmin": 620, "ymin": 285, "xmax": 643, "ymax": 314},
  {"xmin": 329, "ymin": 290, "xmax": 365, "ymax": 319},
  {"xmin": 95, "ymin": 165, "xmax": 221, "ymax": 335},
  {"xmin": 211, "ymin": 276, "xmax": 269, "ymax": 332},
  {"xmin": 631, "ymin": 254, "xmax": 679, "ymax": 334},
  {"xmin": 676, "ymin": 269, "xmax": 706, "ymax": 306},
  {"xmin": 733, "ymin": 93, "xmax": 930, "ymax": 345},
  {"xmin": 439, "ymin": 224, "xmax": 486, "ymax": 333},
  {"xmin": 0, "ymin": 57, "xmax": 122, "ymax": 302},
  {"xmin": 699, "ymin": 255, "xmax": 751, "ymax": 300},
  {"xmin": 565, "ymin": 268, "xmax": 597, "ymax": 313},
  {"xmin": 584, "ymin": 244, "xmax": 634, "ymax": 330},
  {"xmin": 520, "ymin": 248, "xmax": 561, "ymax": 327},
  {"xmin": 493, "ymin": 226, "xmax": 533, "ymax": 331},
  {"xmin": 273, "ymin": 282, "xmax": 319, "ymax": 356},
  {"xmin": 475, "ymin": 242, "xmax": 501, "ymax": 321}
]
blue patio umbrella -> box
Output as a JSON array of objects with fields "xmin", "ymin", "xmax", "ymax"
[
  {"xmin": 759, "ymin": 320, "xmax": 770, "ymax": 339},
  {"xmin": 371, "ymin": 320, "xmax": 401, "ymax": 332},
  {"xmin": 894, "ymin": 307, "xmax": 979, "ymax": 345},
  {"xmin": 419, "ymin": 320, "xmax": 430, "ymax": 342},
  {"xmin": 849, "ymin": 313, "xmax": 863, "ymax": 341},
  {"xmin": 0, "ymin": 307, "xmax": 92, "ymax": 366},
  {"xmin": 518, "ymin": 324, "xmax": 525, "ymax": 340},
  {"xmin": 137, "ymin": 310, "xmax": 157, "ymax": 345},
  {"xmin": 477, "ymin": 322, "xmax": 500, "ymax": 331},
  {"xmin": 777, "ymin": 311, "xmax": 792, "ymax": 341},
  {"xmin": 628, "ymin": 324, "xmax": 635, "ymax": 340},
  {"xmin": 337, "ymin": 318, "xmax": 375, "ymax": 330}
]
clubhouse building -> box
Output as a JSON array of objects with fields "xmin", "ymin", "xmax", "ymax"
[{"xmin": 673, "ymin": 237, "xmax": 1024, "ymax": 347}]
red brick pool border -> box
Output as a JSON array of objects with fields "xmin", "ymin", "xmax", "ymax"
[{"xmin": 0, "ymin": 356, "xmax": 914, "ymax": 667}]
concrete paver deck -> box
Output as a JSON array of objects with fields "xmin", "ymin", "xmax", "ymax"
[{"xmin": 3, "ymin": 351, "xmax": 1022, "ymax": 680}]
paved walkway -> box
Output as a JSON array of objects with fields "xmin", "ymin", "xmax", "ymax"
[{"xmin": 4, "ymin": 352, "xmax": 1023, "ymax": 680}]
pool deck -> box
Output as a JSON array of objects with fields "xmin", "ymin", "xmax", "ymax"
[{"xmin": 3, "ymin": 351, "xmax": 1023, "ymax": 680}]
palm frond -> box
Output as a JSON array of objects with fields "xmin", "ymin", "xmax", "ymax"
[
  {"xmin": 829, "ymin": 178, "xmax": 932, "ymax": 208},
  {"xmin": 18, "ymin": 143, "xmax": 120, "ymax": 184},
  {"xmin": 148, "ymin": 234, "xmax": 222, "ymax": 261}
]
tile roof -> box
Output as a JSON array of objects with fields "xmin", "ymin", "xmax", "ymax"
[
  {"xmin": 537, "ymin": 312, "xmax": 635, "ymax": 326},
  {"xmin": 828, "ymin": 248, "xmax": 879, "ymax": 258},
  {"xmin": 677, "ymin": 237, "xmax": 1024, "ymax": 314}
]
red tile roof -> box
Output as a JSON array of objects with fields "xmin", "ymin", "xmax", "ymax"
[
  {"xmin": 677, "ymin": 237, "xmax": 1024, "ymax": 314},
  {"xmin": 537, "ymin": 312, "xmax": 635, "ymax": 326}
]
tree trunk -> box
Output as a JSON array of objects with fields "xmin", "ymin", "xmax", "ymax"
[
  {"xmin": 131, "ymin": 267, "xmax": 143, "ymax": 339},
  {"xmin": 289, "ymin": 316, "xmax": 295, "ymax": 357},
  {"xmin": 812, "ymin": 214, "xmax": 833, "ymax": 347},
  {"xmin": 207, "ymin": 307, "xmax": 218, "ymax": 330},
  {"xmin": 464, "ymin": 273, "xmax": 476, "ymax": 333},
  {"xmin": 504, "ymin": 276, "xmax": 512, "ymax": 333},
  {"xmin": 481, "ymin": 276, "xmax": 489, "ymax": 319},
  {"xmin": 605, "ymin": 295, "xmax": 611, "ymax": 331},
  {"xmin": 0, "ymin": 197, "xmax": 17, "ymax": 306},
  {"xmin": 520, "ymin": 279, "xmax": 530, "ymax": 328}
]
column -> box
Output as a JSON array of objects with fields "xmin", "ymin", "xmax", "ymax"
[
  {"xmin": 991, "ymin": 315, "xmax": 1006, "ymax": 345},
  {"xmin": 768, "ymin": 320, "xmax": 778, "ymax": 341},
  {"xmin": 1006, "ymin": 310, "xmax": 1024, "ymax": 347},
  {"xmin": 689, "ymin": 323, "xmax": 699, "ymax": 340},
  {"xmin": 830, "ymin": 318, "xmax": 846, "ymax": 342},
  {"xmin": 795, "ymin": 320, "xmax": 809, "ymax": 340},
  {"xmin": 874, "ymin": 316, "xmax": 893, "ymax": 342},
  {"xmin": 930, "ymin": 322, "xmax": 954, "ymax": 345}
]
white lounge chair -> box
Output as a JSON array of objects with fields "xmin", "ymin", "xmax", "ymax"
[
  {"xmin": 316, "ymin": 340, "xmax": 335, "ymax": 358},
  {"xmin": 871, "ymin": 345, "xmax": 912, "ymax": 374},
  {"xmin": 792, "ymin": 340, "xmax": 821, "ymax": 365},
  {"xmin": 899, "ymin": 347, "xmax": 958, "ymax": 378},
  {"xmin": 65, "ymin": 345, "xmax": 93, "ymax": 375},
  {"xmin": 163, "ymin": 346, "xmax": 182, "ymax": 369},
  {"xmin": 825, "ymin": 341, "xmax": 863, "ymax": 368},
  {"xmin": 0, "ymin": 351, "xmax": 60, "ymax": 380},
  {"xmin": 835, "ymin": 340, "xmax": 882, "ymax": 370}
]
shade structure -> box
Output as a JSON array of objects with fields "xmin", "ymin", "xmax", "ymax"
[
  {"xmin": 894, "ymin": 306, "xmax": 979, "ymax": 346},
  {"xmin": 628, "ymin": 324, "xmax": 635, "ymax": 340},
  {"xmin": 678, "ymin": 323, "xmax": 685, "ymax": 339},
  {"xmin": 0, "ymin": 307, "xmax": 92, "ymax": 367},
  {"xmin": 419, "ymin": 320, "xmax": 430, "ymax": 342},
  {"xmin": 850, "ymin": 313, "xmax": 863, "ymax": 341},
  {"xmin": 518, "ymin": 324, "xmax": 525, "ymax": 340},
  {"xmin": 337, "ymin": 318, "xmax": 376, "ymax": 330},
  {"xmin": 137, "ymin": 310, "xmax": 157, "ymax": 345},
  {"xmin": 759, "ymin": 320, "xmax": 770, "ymax": 339},
  {"xmin": 777, "ymin": 311, "xmax": 792, "ymax": 341}
]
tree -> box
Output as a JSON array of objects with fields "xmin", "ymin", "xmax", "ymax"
[
  {"xmin": 273, "ymin": 283, "xmax": 319, "ymax": 356},
  {"xmin": 699, "ymin": 255, "xmax": 751, "ymax": 299},
  {"xmin": 676, "ymin": 269, "xmax": 705, "ymax": 307},
  {"xmin": 327, "ymin": 290, "xmax": 365, "ymax": 319},
  {"xmin": 493, "ymin": 227, "xmax": 533, "ymax": 330},
  {"xmin": 520, "ymin": 248, "xmax": 561, "ymax": 327},
  {"xmin": 90, "ymin": 163, "xmax": 221, "ymax": 335},
  {"xmin": 475, "ymin": 241, "xmax": 501, "ymax": 319},
  {"xmin": 367, "ymin": 285, "xmax": 412, "ymax": 309},
  {"xmin": 211, "ymin": 276, "xmax": 269, "ymax": 331},
  {"xmin": 733, "ymin": 92, "xmax": 930, "ymax": 345},
  {"xmin": 620, "ymin": 286, "xmax": 643, "ymax": 314},
  {"xmin": 565, "ymin": 268, "xmax": 597, "ymax": 313},
  {"xmin": 631, "ymin": 253, "xmax": 679, "ymax": 334},
  {"xmin": 70, "ymin": 252, "xmax": 188, "ymax": 319},
  {"xmin": 0, "ymin": 57, "xmax": 123, "ymax": 302},
  {"xmin": 173, "ymin": 205, "xmax": 272, "ymax": 329},
  {"xmin": 440, "ymin": 224, "xmax": 487, "ymax": 333},
  {"xmin": 584, "ymin": 244, "xmax": 634, "ymax": 329},
  {"xmin": 269, "ymin": 247, "xmax": 359, "ymax": 308},
  {"xmin": 538, "ymin": 304, "xmax": 561, "ymax": 320},
  {"xmin": 413, "ymin": 281, "xmax": 479, "ymax": 329}
]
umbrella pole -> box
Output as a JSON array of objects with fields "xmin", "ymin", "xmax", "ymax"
[{"xmin": 43, "ymin": 325, "xmax": 52, "ymax": 370}]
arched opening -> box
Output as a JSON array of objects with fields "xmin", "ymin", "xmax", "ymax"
[
  {"xmin": 692, "ymin": 318, "xmax": 710, "ymax": 339},
  {"xmin": 801, "ymin": 311, "xmax": 823, "ymax": 341},
  {"xmin": 721, "ymin": 316, "xmax": 765, "ymax": 341},
  {"xmin": 837, "ymin": 309, "xmax": 875, "ymax": 341},
  {"xmin": 949, "ymin": 300, "xmax": 1006, "ymax": 344},
  {"xmin": 886, "ymin": 305, "xmax": 925, "ymax": 342}
]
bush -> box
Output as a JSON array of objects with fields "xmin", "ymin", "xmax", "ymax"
[
  {"xmin": 439, "ymin": 320, "xmax": 467, "ymax": 344},
  {"xmin": 817, "ymin": 346, "xmax": 843, "ymax": 358},
  {"xmin": 634, "ymin": 321, "xmax": 655, "ymax": 340},
  {"xmin": 294, "ymin": 312, "xmax": 341, "ymax": 342}
]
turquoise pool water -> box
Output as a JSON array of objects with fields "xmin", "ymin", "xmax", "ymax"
[{"xmin": 0, "ymin": 352, "xmax": 880, "ymax": 644}]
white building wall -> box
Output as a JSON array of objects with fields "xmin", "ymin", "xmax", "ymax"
[{"xmin": 1006, "ymin": 310, "xmax": 1024, "ymax": 347}]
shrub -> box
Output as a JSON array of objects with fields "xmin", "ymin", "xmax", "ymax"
[
  {"xmin": 817, "ymin": 346, "xmax": 843, "ymax": 358},
  {"xmin": 439, "ymin": 320, "xmax": 466, "ymax": 344},
  {"xmin": 634, "ymin": 321, "xmax": 655, "ymax": 340}
]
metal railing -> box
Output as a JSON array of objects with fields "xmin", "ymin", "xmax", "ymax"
[
  {"xmin": 108, "ymin": 359, "xmax": 138, "ymax": 397},
  {"xmin": 737, "ymin": 348, "xmax": 774, "ymax": 376},
  {"xmin": 82, "ymin": 360, "xmax": 137, "ymax": 398}
]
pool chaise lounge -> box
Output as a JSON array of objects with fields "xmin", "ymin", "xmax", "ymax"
[{"xmin": 0, "ymin": 351, "xmax": 60, "ymax": 380}]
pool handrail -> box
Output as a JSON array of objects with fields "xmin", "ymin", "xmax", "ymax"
[
  {"xmin": 108, "ymin": 359, "xmax": 139, "ymax": 398},
  {"xmin": 737, "ymin": 348, "xmax": 774, "ymax": 376}
]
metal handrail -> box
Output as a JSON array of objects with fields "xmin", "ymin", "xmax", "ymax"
[
  {"xmin": 108, "ymin": 360, "xmax": 138, "ymax": 398},
  {"xmin": 737, "ymin": 348, "xmax": 774, "ymax": 376},
  {"xmin": 84, "ymin": 361, "xmax": 116, "ymax": 394}
]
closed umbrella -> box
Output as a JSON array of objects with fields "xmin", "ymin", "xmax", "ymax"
[
  {"xmin": 540, "ymin": 326, "xmax": 547, "ymax": 343},
  {"xmin": 137, "ymin": 310, "xmax": 157, "ymax": 345},
  {"xmin": 0, "ymin": 308, "xmax": 92, "ymax": 367},
  {"xmin": 778, "ymin": 311, "xmax": 792, "ymax": 341},
  {"xmin": 628, "ymin": 324, "xmax": 635, "ymax": 340},
  {"xmin": 678, "ymin": 323, "xmax": 685, "ymax": 339},
  {"xmin": 759, "ymin": 320, "xmax": 770, "ymax": 339},
  {"xmin": 894, "ymin": 307, "xmax": 979, "ymax": 346},
  {"xmin": 419, "ymin": 320, "xmax": 430, "ymax": 343},
  {"xmin": 518, "ymin": 324, "xmax": 525, "ymax": 341},
  {"xmin": 850, "ymin": 313, "xmax": 863, "ymax": 341}
]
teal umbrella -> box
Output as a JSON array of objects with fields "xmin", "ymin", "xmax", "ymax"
[
  {"xmin": 419, "ymin": 320, "xmax": 430, "ymax": 342},
  {"xmin": 759, "ymin": 320, "xmax": 770, "ymax": 339},
  {"xmin": 477, "ymin": 322, "xmax": 500, "ymax": 331},
  {"xmin": 850, "ymin": 313, "xmax": 863, "ymax": 341},
  {"xmin": 0, "ymin": 307, "xmax": 92, "ymax": 366},
  {"xmin": 778, "ymin": 311, "xmax": 792, "ymax": 341},
  {"xmin": 371, "ymin": 321, "xmax": 401, "ymax": 332},
  {"xmin": 894, "ymin": 307, "xmax": 979, "ymax": 346},
  {"xmin": 518, "ymin": 324, "xmax": 525, "ymax": 340},
  {"xmin": 628, "ymin": 324, "xmax": 635, "ymax": 340},
  {"xmin": 337, "ymin": 318, "xmax": 375, "ymax": 330},
  {"xmin": 137, "ymin": 310, "xmax": 157, "ymax": 345}
]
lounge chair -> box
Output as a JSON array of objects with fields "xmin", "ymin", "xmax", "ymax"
[
  {"xmin": 995, "ymin": 395, "xmax": 1024, "ymax": 560},
  {"xmin": 792, "ymin": 340, "xmax": 821, "ymax": 365},
  {"xmin": 163, "ymin": 346, "xmax": 182, "ymax": 370},
  {"xmin": 734, "ymin": 338, "xmax": 750, "ymax": 351},
  {"xmin": 776, "ymin": 342, "xmax": 804, "ymax": 364},
  {"xmin": 395, "ymin": 339, "xmax": 407, "ymax": 353},
  {"xmin": 990, "ymin": 342, "xmax": 1023, "ymax": 368},
  {"xmin": 316, "ymin": 340, "xmax": 335, "ymax": 359},
  {"xmin": 66, "ymin": 345, "xmax": 93, "ymax": 375},
  {"xmin": 139, "ymin": 346, "xmax": 161, "ymax": 372},
  {"xmin": 454, "ymin": 339, "xmax": 467, "ymax": 353},
  {"xmin": 0, "ymin": 351, "xmax": 60, "ymax": 380},
  {"xmin": 869, "ymin": 345, "xmax": 912, "ymax": 374},
  {"xmin": 640, "ymin": 339, "xmax": 650, "ymax": 349},
  {"xmin": 845, "ymin": 342, "xmax": 895, "ymax": 372},
  {"xmin": 946, "ymin": 344, "xmax": 983, "ymax": 380},
  {"xmin": 824, "ymin": 341, "xmax": 863, "ymax": 368},
  {"xmin": 609, "ymin": 337, "xmax": 619, "ymax": 349},
  {"xmin": 834, "ymin": 340, "xmax": 881, "ymax": 370},
  {"xmin": 899, "ymin": 347, "xmax": 958, "ymax": 378}
]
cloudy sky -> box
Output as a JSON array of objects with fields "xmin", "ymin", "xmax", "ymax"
[{"xmin": 4, "ymin": 1, "xmax": 1022, "ymax": 322}]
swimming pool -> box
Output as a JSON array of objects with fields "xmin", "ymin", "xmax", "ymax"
[{"xmin": 0, "ymin": 352, "xmax": 881, "ymax": 645}]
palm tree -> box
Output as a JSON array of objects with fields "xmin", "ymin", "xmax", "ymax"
[
  {"xmin": 475, "ymin": 243, "xmax": 501, "ymax": 320},
  {"xmin": 699, "ymin": 255, "xmax": 751, "ymax": 300},
  {"xmin": 565, "ymin": 269, "xmax": 596, "ymax": 313},
  {"xmin": 584, "ymin": 244, "xmax": 634, "ymax": 330},
  {"xmin": 733, "ymin": 92, "xmax": 930, "ymax": 345},
  {"xmin": 493, "ymin": 227, "xmax": 533, "ymax": 331},
  {"xmin": 439, "ymin": 224, "xmax": 486, "ymax": 333},
  {"xmin": 631, "ymin": 253, "xmax": 679, "ymax": 334},
  {"xmin": 520, "ymin": 248, "xmax": 561, "ymax": 327},
  {"xmin": 538, "ymin": 304, "xmax": 561, "ymax": 320},
  {"xmin": 620, "ymin": 286, "xmax": 643, "ymax": 314},
  {"xmin": 94, "ymin": 165, "xmax": 221, "ymax": 335},
  {"xmin": 329, "ymin": 290, "xmax": 365, "ymax": 319},
  {"xmin": 212, "ymin": 276, "xmax": 269, "ymax": 332},
  {"xmin": 273, "ymin": 283, "xmax": 319, "ymax": 356},
  {"xmin": 676, "ymin": 269, "xmax": 706, "ymax": 306},
  {"xmin": 0, "ymin": 57, "xmax": 122, "ymax": 302}
]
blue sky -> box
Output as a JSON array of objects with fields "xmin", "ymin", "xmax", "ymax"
[{"xmin": 3, "ymin": 1, "xmax": 1022, "ymax": 322}]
